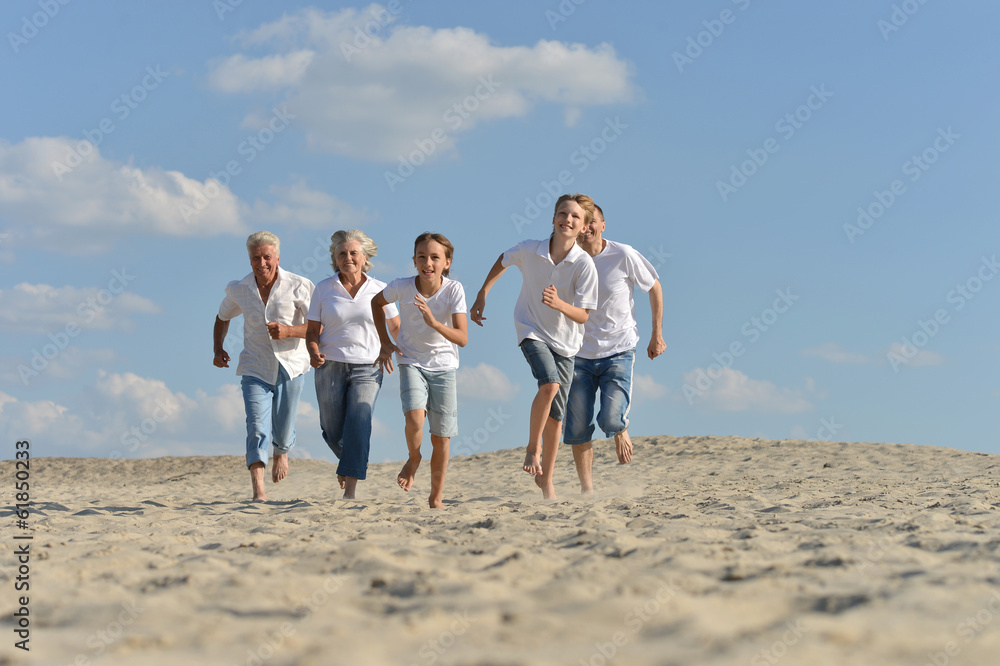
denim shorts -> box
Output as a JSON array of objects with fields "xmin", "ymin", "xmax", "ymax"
[
  {"xmin": 564, "ymin": 348, "xmax": 635, "ymax": 445},
  {"xmin": 519, "ymin": 338, "xmax": 574, "ymax": 422},
  {"xmin": 314, "ymin": 360, "xmax": 383, "ymax": 480},
  {"xmin": 399, "ymin": 364, "xmax": 458, "ymax": 438}
]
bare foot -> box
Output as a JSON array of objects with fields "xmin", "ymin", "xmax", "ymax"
[
  {"xmin": 397, "ymin": 456, "xmax": 421, "ymax": 492},
  {"xmin": 615, "ymin": 430, "xmax": 633, "ymax": 465},
  {"xmin": 250, "ymin": 462, "xmax": 267, "ymax": 502},
  {"xmin": 272, "ymin": 453, "xmax": 289, "ymax": 483},
  {"xmin": 342, "ymin": 476, "xmax": 358, "ymax": 500},
  {"xmin": 428, "ymin": 493, "xmax": 443, "ymax": 509},
  {"xmin": 523, "ymin": 449, "xmax": 543, "ymax": 475},
  {"xmin": 534, "ymin": 474, "xmax": 556, "ymax": 500},
  {"xmin": 337, "ymin": 474, "xmax": 346, "ymax": 489}
]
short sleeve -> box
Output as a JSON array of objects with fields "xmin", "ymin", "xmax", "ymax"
[
  {"xmin": 381, "ymin": 278, "xmax": 403, "ymax": 305},
  {"xmin": 307, "ymin": 282, "xmax": 324, "ymax": 321},
  {"xmin": 217, "ymin": 281, "xmax": 242, "ymax": 321},
  {"xmin": 573, "ymin": 260, "xmax": 599, "ymax": 310},
  {"xmin": 449, "ymin": 281, "xmax": 468, "ymax": 314},
  {"xmin": 501, "ymin": 241, "xmax": 528, "ymax": 268},
  {"xmin": 626, "ymin": 248, "xmax": 659, "ymax": 293}
]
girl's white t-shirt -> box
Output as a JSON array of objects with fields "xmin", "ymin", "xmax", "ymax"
[{"xmin": 381, "ymin": 276, "xmax": 467, "ymax": 370}]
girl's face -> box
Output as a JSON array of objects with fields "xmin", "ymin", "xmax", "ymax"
[
  {"xmin": 413, "ymin": 239, "xmax": 451, "ymax": 283},
  {"xmin": 336, "ymin": 240, "xmax": 366, "ymax": 276},
  {"xmin": 552, "ymin": 200, "xmax": 587, "ymax": 239}
]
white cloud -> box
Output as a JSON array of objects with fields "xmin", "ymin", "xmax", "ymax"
[
  {"xmin": 246, "ymin": 178, "xmax": 375, "ymax": 228},
  {"xmin": 0, "ymin": 282, "xmax": 159, "ymax": 334},
  {"xmin": 0, "ymin": 347, "xmax": 118, "ymax": 388},
  {"xmin": 456, "ymin": 362, "xmax": 519, "ymax": 402},
  {"xmin": 885, "ymin": 341, "xmax": 945, "ymax": 368},
  {"xmin": 631, "ymin": 373, "xmax": 668, "ymax": 404},
  {"xmin": 800, "ymin": 342, "xmax": 873, "ymax": 365},
  {"xmin": 680, "ymin": 367, "xmax": 814, "ymax": 414},
  {"xmin": 208, "ymin": 5, "xmax": 637, "ymax": 161}
]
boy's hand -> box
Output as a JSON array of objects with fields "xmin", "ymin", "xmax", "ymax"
[
  {"xmin": 374, "ymin": 343, "xmax": 399, "ymax": 374},
  {"xmin": 541, "ymin": 285, "xmax": 564, "ymax": 311},
  {"xmin": 470, "ymin": 295, "xmax": 487, "ymax": 326}
]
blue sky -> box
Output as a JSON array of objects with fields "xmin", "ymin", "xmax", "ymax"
[{"xmin": 2, "ymin": 0, "xmax": 998, "ymax": 464}]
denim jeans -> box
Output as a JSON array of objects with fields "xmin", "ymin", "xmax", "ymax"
[
  {"xmin": 519, "ymin": 338, "xmax": 574, "ymax": 422},
  {"xmin": 314, "ymin": 360, "xmax": 383, "ymax": 480},
  {"xmin": 399, "ymin": 364, "xmax": 458, "ymax": 437},
  {"xmin": 564, "ymin": 348, "xmax": 635, "ymax": 445},
  {"xmin": 240, "ymin": 364, "xmax": 305, "ymax": 468}
]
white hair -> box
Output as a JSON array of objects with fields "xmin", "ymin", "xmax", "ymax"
[
  {"xmin": 246, "ymin": 231, "xmax": 280, "ymax": 255},
  {"xmin": 329, "ymin": 229, "xmax": 376, "ymax": 273}
]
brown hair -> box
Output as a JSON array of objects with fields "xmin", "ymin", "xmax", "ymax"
[
  {"xmin": 413, "ymin": 232, "xmax": 454, "ymax": 277},
  {"xmin": 553, "ymin": 193, "xmax": 596, "ymax": 226}
]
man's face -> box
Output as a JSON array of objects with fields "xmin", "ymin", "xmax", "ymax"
[
  {"xmin": 581, "ymin": 210, "xmax": 606, "ymax": 244},
  {"xmin": 249, "ymin": 244, "xmax": 279, "ymax": 285}
]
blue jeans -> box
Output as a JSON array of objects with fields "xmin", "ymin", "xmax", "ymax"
[
  {"xmin": 564, "ymin": 348, "xmax": 635, "ymax": 445},
  {"xmin": 314, "ymin": 360, "xmax": 383, "ymax": 480},
  {"xmin": 519, "ymin": 338, "xmax": 574, "ymax": 422},
  {"xmin": 241, "ymin": 364, "xmax": 305, "ymax": 468},
  {"xmin": 399, "ymin": 365, "xmax": 458, "ymax": 437}
]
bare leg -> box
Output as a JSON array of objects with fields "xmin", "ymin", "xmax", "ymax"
[
  {"xmin": 343, "ymin": 476, "xmax": 358, "ymax": 499},
  {"xmin": 533, "ymin": 417, "xmax": 562, "ymax": 500},
  {"xmin": 572, "ymin": 441, "xmax": 594, "ymax": 495},
  {"xmin": 398, "ymin": 410, "xmax": 425, "ymax": 492},
  {"xmin": 428, "ymin": 435, "xmax": 449, "ymax": 509},
  {"xmin": 249, "ymin": 462, "xmax": 267, "ymax": 501},
  {"xmin": 272, "ymin": 452, "xmax": 289, "ymax": 483},
  {"xmin": 524, "ymin": 383, "xmax": 560, "ymax": 475},
  {"xmin": 614, "ymin": 429, "xmax": 633, "ymax": 464},
  {"xmin": 336, "ymin": 475, "xmax": 346, "ymax": 490}
]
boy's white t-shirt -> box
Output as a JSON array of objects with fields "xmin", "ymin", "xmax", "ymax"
[
  {"xmin": 307, "ymin": 274, "xmax": 399, "ymax": 364},
  {"xmin": 381, "ymin": 276, "xmax": 467, "ymax": 371},
  {"xmin": 578, "ymin": 240, "xmax": 659, "ymax": 360},
  {"xmin": 502, "ymin": 238, "xmax": 598, "ymax": 357}
]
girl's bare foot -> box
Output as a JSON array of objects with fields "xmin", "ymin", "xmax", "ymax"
[{"xmin": 397, "ymin": 456, "xmax": 420, "ymax": 491}]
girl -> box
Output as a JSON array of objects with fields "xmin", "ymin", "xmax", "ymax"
[{"xmin": 372, "ymin": 233, "xmax": 468, "ymax": 508}]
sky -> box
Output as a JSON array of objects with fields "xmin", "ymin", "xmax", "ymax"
[{"xmin": 2, "ymin": 0, "xmax": 999, "ymax": 466}]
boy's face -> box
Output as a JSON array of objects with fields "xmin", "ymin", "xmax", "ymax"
[
  {"xmin": 413, "ymin": 239, "xmax": 451, "ymax": 282},
  {"xmin": 552, "ymin": 200, "xmax": 587, "ymax": 239}
]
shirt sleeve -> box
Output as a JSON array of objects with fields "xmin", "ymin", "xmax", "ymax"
[
  {"xmin": 501, "ymin": 241, "xmax": 527, "ymax": 268},
  {"xmin": 217, "ymin": 281, "xmax": 242, "ymax": 321},
  {"xmin": 449, "ymin": 281, "xmax": 468, "ymax": 314},
  {"xmin": 573, "ymin": 258, "xmax": 599, "ymax": 310},
  {"xmin": 306, "ymin": 281, "xmax": 324, "ymax": 322},
  {"xmin": 626, "ymin": 247, "xmax": 659, "ymax": 293},
  {"xmin": 381, "ymin": 278, "xmax": 402, "ymax": 305}
]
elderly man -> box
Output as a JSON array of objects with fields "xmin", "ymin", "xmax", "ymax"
[
  {"xmin": 564, "ymin": 205, "xmax": 666, "ymax": 494},
  {"xmin": 213, "ymin": 231, "xmax": 315, "ymax": 501}
]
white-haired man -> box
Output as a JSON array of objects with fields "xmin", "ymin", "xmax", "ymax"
[
  {"xmin": 213, "ymin": 231, "xmax": 315, "ymax": 501},
  {"xmin": 564, "ymin": 205, "xmax": 666, "ymax": 493}
]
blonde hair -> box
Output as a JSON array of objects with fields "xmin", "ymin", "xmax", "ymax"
[
  {"xmin": 554, "ymin": 193, "xmax": 596, "ymax": 226},
  {"xmin": 329, "ymin": 229, "xmax": 376, "ymax": 273}
]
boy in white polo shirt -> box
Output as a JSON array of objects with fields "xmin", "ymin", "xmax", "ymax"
[
  {"xmin": 565, "ymin": 204, "xmax": 666, "ymax": 493},
  {"xmin": 471, "ymin": 194, "xmax": 599, "ymax": 499},
  {"xmin": 372, "ymin": 232, "xmax": 468, "ymax": 509}
]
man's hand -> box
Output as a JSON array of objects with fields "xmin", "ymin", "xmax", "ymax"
[
  {"xmin": 267, "ymin": 321, "xmax": 289, "ymax": 339},
  {"xmin": 213, "ymin": 350, "xmax": 230, "ymax": 368},
  {"xmin": 309, "ymin": 351, "xmax": 326, "ymax": 369},
  {"xmin": 647, "ymin": 335, "xmax": 667, "ymax": 360}
]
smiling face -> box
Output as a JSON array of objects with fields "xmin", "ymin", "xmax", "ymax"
[
  {"xmin": 249, "ymin": 243, "xmax": 279, "ymax": 286},
  {"xmin": 580, "ymin": 207, "xmax": 606, "ymax": 245},
  {"xmin": 552, "ymin": 199, "xmax": 587, "ymax": 240},
  {"xmin": 335, "ymin": 240, "xmax": 367, "ymax": 277},
  {"xmin": 414, "ymin": 239, "xmax": 452, "ymax": 285}
]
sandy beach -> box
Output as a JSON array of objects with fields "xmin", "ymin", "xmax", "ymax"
[{"xmin": 4, "ymin": 435, "xmax": 1000, "ymax": 665}]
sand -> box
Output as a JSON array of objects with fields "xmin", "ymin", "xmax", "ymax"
[{"xmin": 3, "ymin": 435, "xmax": 1000, "ymax": 665}]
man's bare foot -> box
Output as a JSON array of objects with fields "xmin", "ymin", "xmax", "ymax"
[
  {"xmin": 397, "ymin": 456, "xmax": 420, "ymax": 492},
  {"xmin": 250, "ymin": 462, "xmax": 267, "ymax": 501},
  {"xmin": 428, "ymin": 493, "xmax": 443, "ymax": 509},
  {"xmin": 337, "ymin": 474, "xmax": 346, "ymax": 489},
  {"xmin": 534, "ymin": 474, "xmax": 556, "ymax": 500},
  {"xmin": 523, "ymin": 450, "xmax": 543, "ymax": 475},
  {"xmin": 272, "ymin": 453, "xmax": 289, "ymax": 483},
  {"xmin": 614, "ymin": 430, "xmax": 633, "ymax": 465}
]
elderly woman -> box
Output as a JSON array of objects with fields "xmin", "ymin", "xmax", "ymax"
[{"xmin": 306, "ymin": 229, "xmax": 400, "ymax": 499}]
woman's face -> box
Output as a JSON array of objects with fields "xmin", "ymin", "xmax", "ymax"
[{"xmin": 336, "ymin": 240, "xmax": 366, "ymax": 276}]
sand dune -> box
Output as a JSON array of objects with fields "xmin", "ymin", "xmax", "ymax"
[{"xmin": 4, "ymin": 435, "xmax": 1000, "ymax": 665}]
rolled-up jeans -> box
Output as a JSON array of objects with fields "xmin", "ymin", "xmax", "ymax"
[
  {"xmin": 241, "ymin": 364, "xmax": 305, "ymax": 468},
  {"xmin": 314, "ymin": 360, "xmax": 383, "ymax": 480}
]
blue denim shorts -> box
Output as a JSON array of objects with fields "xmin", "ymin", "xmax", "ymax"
[
  {"xmin": 519, "ymin": 338, "xmax": 574, "ymax": 422},
  {"xmin": 564, "ymin": 348, "xmax": 635, "ymax": 445},
  {"xmin": 399, "ymin": 364, "xmax": 458, "ymax": 437}
]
